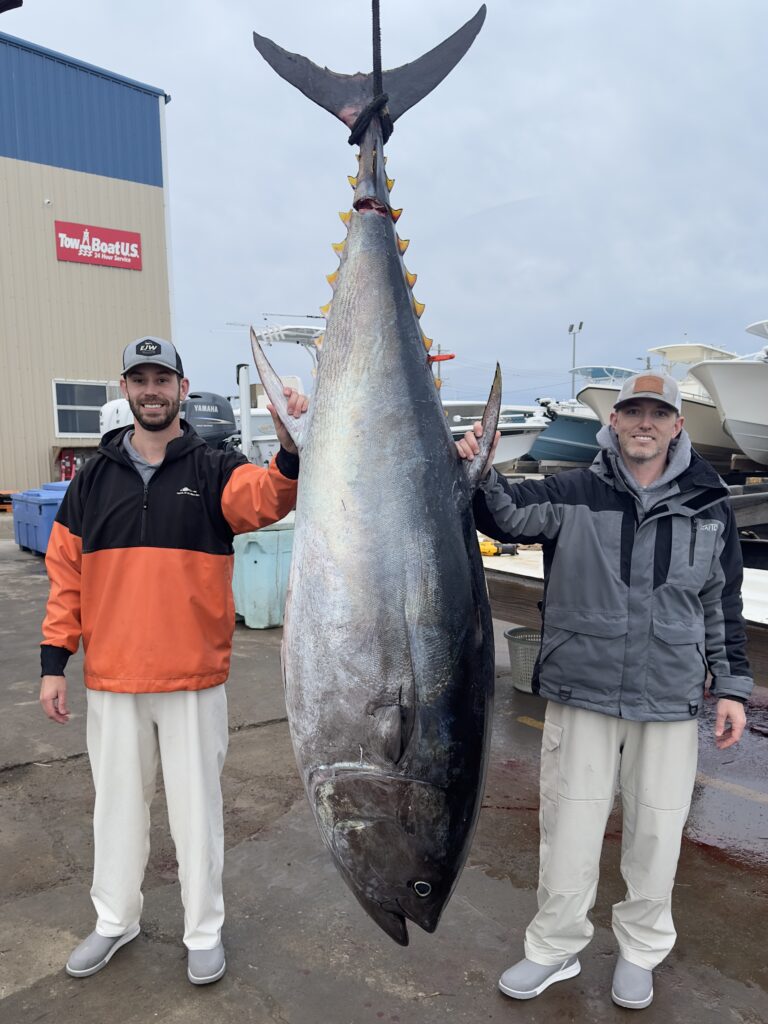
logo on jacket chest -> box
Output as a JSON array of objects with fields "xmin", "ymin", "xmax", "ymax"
[{"xmin": 177, "ymin": 486, "xmax": 200, "ymax": 498}]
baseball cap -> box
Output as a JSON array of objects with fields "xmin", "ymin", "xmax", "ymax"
[
  {"xmin": 614, "ymin": 372, "xmax": 682, "ymax": 414},
  {"xmin": 122, "ymin": 337, "xmax": 184, "ymax": 376}
]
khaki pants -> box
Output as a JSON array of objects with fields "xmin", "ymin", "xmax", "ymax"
[
  {"xmin": 524, "ymin": 702, "xmax": 698, "ymax": 970},
  {"xmin": 86, "ymin": 687, "xmax": 229, "ymax": 950}
]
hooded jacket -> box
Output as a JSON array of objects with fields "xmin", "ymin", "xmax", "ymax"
[
  {"xmin": 473, "ymin": 431, "xmax": 752, "ymax": 721},
  {"xmin": 41, "ymin": 422, "xmax": 298, "ymax": 693}
]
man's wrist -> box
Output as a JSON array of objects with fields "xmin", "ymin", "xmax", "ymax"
[
  {"xmin": 41, "ymin": 644, "xmax": 71, "ymax": 677},
  {"xmin": 276, "ymin": 446, "xmax": 300, "ymax": 479}
]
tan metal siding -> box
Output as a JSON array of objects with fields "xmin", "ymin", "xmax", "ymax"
[{"xmin": 0, "ymin": 155, "xmax": 171, "ymax": 490}]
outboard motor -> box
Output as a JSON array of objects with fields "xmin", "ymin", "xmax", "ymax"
[{"xmin": 181, "ymin": 392, "xmax": 237, "ymax": 449}]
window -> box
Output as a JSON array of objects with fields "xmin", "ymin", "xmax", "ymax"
[{"xmin": 52, "ymin": 379, "xmax": 121, "ymax": 438}]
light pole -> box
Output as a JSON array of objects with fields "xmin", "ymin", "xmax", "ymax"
[{"xmin": 568, "ymin": 321, "xmax": 584, "ymax": 398}]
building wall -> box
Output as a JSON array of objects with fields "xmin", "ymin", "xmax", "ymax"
[
  {"xmin": 0, "ymin": 157, "xmax": 171, "ymax": 489},
  {"xmin": 0, "ymin": 33, "xmax": 171, "ymax": 491}
]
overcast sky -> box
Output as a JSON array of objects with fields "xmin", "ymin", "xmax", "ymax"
[{"xmin": 5, "ymin": 1, "xmax": 768, "ymax": 403}]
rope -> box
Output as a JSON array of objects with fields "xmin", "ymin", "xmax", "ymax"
[
  {"xmin": 372, "ymin": 0, "xmax": 383, "ymax": 96},
  {"xmin": 347, "ymin": 0, "xmax": 393, "ymax": 146}
]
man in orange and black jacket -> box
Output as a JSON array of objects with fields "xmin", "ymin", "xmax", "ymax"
[{"xmin": 39, "ymin": 337, "xmax": 307, "ymax": 986}]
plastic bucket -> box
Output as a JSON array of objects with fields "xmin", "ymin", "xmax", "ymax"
[{"xmin": 504, "ymin": 626, "xmax": 542, "ymax": 693}]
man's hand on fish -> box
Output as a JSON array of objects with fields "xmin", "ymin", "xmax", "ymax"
[
  {"xmin": 268, "ymin": 388, "xmax": 309, "ymax": 455},
  {"xmin": 455, "ymin": 421, "xmax": 501, "ymax": 477}
]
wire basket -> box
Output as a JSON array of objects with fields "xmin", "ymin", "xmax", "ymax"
[{"xmin": 504, "ymin": 627, "xmax": 542, "ymax": 693}]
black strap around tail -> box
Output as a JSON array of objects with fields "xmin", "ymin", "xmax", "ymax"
[{"xmin": 347, "ymin": 0, "xmax": 393, "ymax": 145}]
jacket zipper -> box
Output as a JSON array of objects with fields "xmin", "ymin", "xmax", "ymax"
[
  {"xmin": 141, "ymin": 484, "xmax": 149, "ymax": 544},
  {"xmin": 689, "ymin": 518, "xmax": 697, "ymax": 565}
]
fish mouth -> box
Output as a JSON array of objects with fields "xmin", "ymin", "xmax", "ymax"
[
  {"xmin": 309, "ymin": 766, "xmax": 453, "ymax": 942},
  {"xmin": 353, "ymin": 196, "xmax": 389, "ymax": 216}
]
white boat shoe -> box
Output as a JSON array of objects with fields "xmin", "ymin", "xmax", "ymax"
[
  {"xmin": 187, "ymin": 941, "xmax": 226, "ymax": 985},
  {"xmin": 498, "ymin": 955, "xmax": 581, "ymax": 999},
  {"xmin": 611, "ymin": 955, "xmax": 654, "ymax": 1009},
  {"xmin": 65, "ymin": 924, "xmax": 140, "ymax": 977}
]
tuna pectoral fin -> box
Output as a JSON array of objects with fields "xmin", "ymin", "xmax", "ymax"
[
  {"xmin": 249, "ymin": 326, "xmax": 306, "ymax": 452},
  {"xmin": 253, "ymin": 6, "xmax": 486, "ymax": 129},
  {"xmin": 463, "ymin": 363, "xmax": 502, "ymax": 490}
]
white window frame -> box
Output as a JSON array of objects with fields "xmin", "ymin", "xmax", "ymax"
[{"xmin": 52, "ymin": 378, "xmax": 122, "ymax": 438}]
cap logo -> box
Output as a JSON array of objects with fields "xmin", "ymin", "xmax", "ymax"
[
  {"xmin": 137, "ymin": 340, "xmax": 160, "ymax": 356},
  {"xmin": 633, "ymin": 374, "xmax": 664, "ymax": 396}
]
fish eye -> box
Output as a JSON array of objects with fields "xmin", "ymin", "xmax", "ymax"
[{"xmin": 411, "ymin": 880, "xmax": 432, "ymax": 898}]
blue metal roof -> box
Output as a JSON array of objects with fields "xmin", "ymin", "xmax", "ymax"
[{"xmin": 0, "ymin": 32, "xmax": 169, "ymax": 186}]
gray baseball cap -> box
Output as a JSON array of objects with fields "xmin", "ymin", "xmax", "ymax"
[
  {"xmin": 614, "ymin": 371, "xmax": 682, "ymax": 414},
  {"xmin": 122, "ymin": 337, "xmax": 184, "ymax": 376}
]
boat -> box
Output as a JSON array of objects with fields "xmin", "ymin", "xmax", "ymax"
[
  {"xmin": 529, "ymin": 367, "xmax": 635, "ymax": 463},
  {"xmin": 442, "ymin": 400, "xmax": 549, "ymax": 468},
  {"xmin": 687, "ymin": 322, "xmax": 768, "ymax": 467},
  {"xmin": 577, "ymin": 345, "xmax": 739, "ymax": 465}
]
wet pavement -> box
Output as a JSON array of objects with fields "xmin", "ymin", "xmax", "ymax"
[{"xmin": 1, "ymin": 515, "xmax": 767, "ymax": 1023}]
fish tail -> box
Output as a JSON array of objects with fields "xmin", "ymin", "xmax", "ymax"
[{"xmin": 253, "ymin": 5, "xmax": 486, "ymax": 132}]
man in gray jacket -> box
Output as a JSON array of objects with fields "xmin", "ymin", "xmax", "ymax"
[{"xmin": 458, "ymin": 370, "xmax": 751, "ymax": 1010}]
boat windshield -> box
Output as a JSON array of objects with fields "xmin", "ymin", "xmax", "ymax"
[{"xmin": 571, "ymin": 366, "xmax": 635, "ymax": 383}]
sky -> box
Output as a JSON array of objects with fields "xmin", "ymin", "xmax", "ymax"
[{"xmin": 4, "ymin": 0, "xmax": 768, "ymax": 404}]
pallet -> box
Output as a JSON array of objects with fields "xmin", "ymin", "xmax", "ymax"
[{"xmin": 0, "ymin": 490, "xmax": 18, "ymax": 513}]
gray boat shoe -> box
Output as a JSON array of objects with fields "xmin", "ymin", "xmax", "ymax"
[
  {"xmin": 611, "ymin": 956, "xmax": 654, "ymax": 1009},
  {"xmin": 498, "ymin": 956, "xmax": 581, "ymax": 999},
  {"xmin": 187, "ymin": 942, "xmax": 226, "ymax": 985},
  {"xmin": 65, "ymin": 924, "xmax": 140, "ymax": 977}
]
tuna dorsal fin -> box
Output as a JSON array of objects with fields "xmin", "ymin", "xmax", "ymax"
[
  {"xmin": 463, "ymin": 364, "xmax": 502, "ymax": 491},
  {"xmin": 249, "ymin": 327, "xmax": 307, "ymax": 453},
  {"xmin": 253, "ymin": 5, "xmax": 486, "ymax": 130}
]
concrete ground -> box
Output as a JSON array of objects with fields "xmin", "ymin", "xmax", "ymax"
[{"xmin": 1, "ymin": 514, "xmax": 767, "ymax": 1024}]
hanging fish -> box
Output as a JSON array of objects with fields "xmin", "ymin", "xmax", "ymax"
[{"xmin": 251, "ymin": 3, "xmax": 498, "ymax": 945}]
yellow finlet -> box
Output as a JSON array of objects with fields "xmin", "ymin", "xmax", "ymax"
[
  {"xmin": 422, "ymin": 334, "xmax": 433, "ymax": 352},
  {"xmin": 413, "ymin": 298, "xmax": 425, "ymax": 318},
  {"xmin": 319, "ymin": 302, "xmax": 332, "ymax": 317},
  {"xmin": 397, "ymin": 236, "xmax": 410, "ymax": 254},
  {"xmin": 406, "ymin": 271, "xmax": 417, "ymax": 288},
  {"xmin": 391, "ymin": 208, "xmax": 403, "ymax": 222},
  {"xmin": 386, "ymin": 177, "xmax": 395, "ymax": 191},
  {"xmin": 348, "ymin": 175, "xmax": 358, "ymax": 188},
  {"xmin": 315, "ymin": 333, "xmax": 324, "ymax": 349},
  {"xmin": 332, "ymin": 241, "xmax": 346, "ymax": 255},
  {"xmin": 339, "ymin": 210, "xmax": 352, "ymax": 225},
  {"xmin": 326, "ymin": 271, "xmax": 338, "ymax": 287}
]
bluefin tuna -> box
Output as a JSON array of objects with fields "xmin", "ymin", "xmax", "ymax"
[{"xmin": 250, "ymin": 4, "xmax": 499, "ymax": 945}]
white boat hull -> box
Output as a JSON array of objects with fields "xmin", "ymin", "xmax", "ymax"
[
  {"xmin": 688, "ymin": 360, "xmax": 768, "ymax": 466},
  {"xmin": 577, "ymin": 384, "xmax": 737, "ymax": 464},
  {"xmin": 450, "ymin": 421, "xmax": 546, "ymax": 467}
]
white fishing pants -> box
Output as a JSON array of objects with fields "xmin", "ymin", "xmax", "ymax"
[
  {"xmin": 86, "ymin": 687, "xmax": 229, "ymax": 950},
  {"xmin": 524, "ymin": 702, "xmax": 699, "ymax": 970}
]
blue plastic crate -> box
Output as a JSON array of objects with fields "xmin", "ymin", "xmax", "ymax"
[
  {"xmin": 232, "ymin": 514, "xmax": 295, "ymax": 628},
  {"xmin": 11, "ymin": 489, "xmax": 64, "ymax": 554}
]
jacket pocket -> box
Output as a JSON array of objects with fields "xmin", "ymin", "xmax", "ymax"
[
  {"xmin": 647, "ymin": 619, "xmax": 707, "ymax": 713},
  {"xmin": 539, "ymin": 608, "xmax": 628, "ymax": 698}
]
